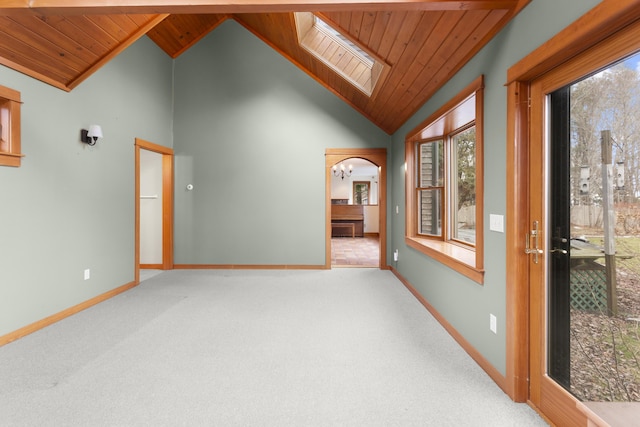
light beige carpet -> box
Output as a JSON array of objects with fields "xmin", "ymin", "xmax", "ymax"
[{"xmin": 0, "ymin": 269, "xmax": 547, "ymax": 426}]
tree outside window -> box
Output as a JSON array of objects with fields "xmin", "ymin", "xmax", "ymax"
[{"xmin": 452, "ymin": 125, "xmax": 476, "ymax": 245}]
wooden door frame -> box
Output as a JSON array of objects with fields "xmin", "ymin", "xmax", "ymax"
[
  {"xmin": 135, "ymin": 138, "xmax": 174, "ymax": 283},
  {"xmin": 325, "ymin": 148, "xmax": 387, "ymax": 269},
  {"xmin": 505, "ymin": 0, "xmax": 640, "ymax": 420}
]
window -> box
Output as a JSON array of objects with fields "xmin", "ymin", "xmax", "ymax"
[
  {"xmin": 405, "ymin": 76, "xmax": 484, "ymax": 283},
  {"xmin": 353, "ymin": 181, "xmax": 370, "ymax": 205},
  {"xmin": 451, "ymin": 125, "xmax": 476, "ymax": 245},
  {"xmin": 294, "ymin": 12, "xmax": 389, "ymax": 97},
  {"xmin": 0, "ymin": 84, "xmax": 22, "ymax": 167}
]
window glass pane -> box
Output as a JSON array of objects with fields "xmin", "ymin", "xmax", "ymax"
[
  {"xmin": 452, "ymin": 126, "xmax": 476, "ymax": 244},
  {"xmin": 354, "ymin": 182, "xmax": 369, "ymax": 205},
  {"xmin": 419, "ymin": 140, "xmax": 444, "ymax": 187},
  {"xmin": 418, "ymin": 189, "xmax": 442, "ymax": 237}
]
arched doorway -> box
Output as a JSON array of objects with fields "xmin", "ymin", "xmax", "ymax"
[{"xmin": 325, "ymin": 148, "xmax": 387, "ymax": 269}]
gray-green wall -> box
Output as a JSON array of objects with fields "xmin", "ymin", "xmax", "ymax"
[
  {"xmin": 0, "ymin": 37, "xmax": 173, "ymax": 337},
  {"xmin": 172, "ymin": 21, "xmax": 389, "ymax": 265},
  {"xmin": 0, "ymin": 0, "xmax": 608, "ymax": 381},
  {"xmin": 389, "ymin": 0, "xmax": 601, "ymax": 374}
]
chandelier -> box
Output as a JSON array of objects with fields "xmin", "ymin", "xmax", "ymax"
[{"xmin": 333, "ymin": 163, "xmax": 353, "ymax": 180}]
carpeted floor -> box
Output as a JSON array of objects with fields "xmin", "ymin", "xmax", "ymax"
[
  {"xmin": 0, "ymin": 269, "xmax": 547, "ymax": 426},
  {"xmin": 331, "ymin": 236, "xmax": 379, "ymax": 267}
]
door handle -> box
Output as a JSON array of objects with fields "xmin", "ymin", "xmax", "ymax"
[
  {"xmin": 525, "ymin": 220, "xmax": 543, "ymax": 263},
  {"xmin": 550, "ymin": 248, "xmax": 568, "ymax": 255}
]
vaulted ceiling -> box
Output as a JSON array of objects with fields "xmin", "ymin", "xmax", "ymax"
[{"xmin": 0, "ymin": 1, "xmax": 530, "ymax": 134}]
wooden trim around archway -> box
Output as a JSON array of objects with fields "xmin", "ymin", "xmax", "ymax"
[{"xmin": 325, "ymin": 148, "xmax": 387, "ymax": 269}]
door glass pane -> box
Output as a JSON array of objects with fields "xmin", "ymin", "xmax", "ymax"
[
  {"xmin": 452, "ymin": 126, "xmax": 476, "ymax": 245},
  {"xmin": 549, "ymin": 52, "xmax": 640, "ymax": 402}
]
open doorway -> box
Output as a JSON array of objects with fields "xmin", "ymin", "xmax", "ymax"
[
  {"xmin": 135, "ymin": 138, "xmax": 174, "ymax": 283},
  {"xmin": 325, "ymin": 148, "xmax": 387, "ymax": 269}
]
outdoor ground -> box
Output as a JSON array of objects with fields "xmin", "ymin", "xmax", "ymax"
[{"xmin": 570, "ymin": 236, "xmax": 640, "ymax": 402}]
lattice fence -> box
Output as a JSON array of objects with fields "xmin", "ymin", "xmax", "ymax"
[{"xmin": 570, "ymin": 266, "xmax": 608, "ymax": 312}]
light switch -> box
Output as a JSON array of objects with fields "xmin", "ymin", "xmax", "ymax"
[{"xmin": 489, "ymin": 214, "xmax": 504, "ymax": 233}]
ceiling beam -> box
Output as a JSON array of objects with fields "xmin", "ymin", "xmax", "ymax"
[{"xmin": 1, "ymin": 0, "xmax": 519, "ymax": 15}]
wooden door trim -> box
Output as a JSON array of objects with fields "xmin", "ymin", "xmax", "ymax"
[
  {"xmin": 506, "ymin": 0, "xmax": 640, "ymax": 85},
  {"xmin": 505, "ymin": 79, "xmax": 530, "ymax": 402},
  {"xmin": 135, "ymin": 138, "xmax": 174, "ymax": 283},
  {"xmin": 505, "ymin": 0, "xmax": 640, "ymax": 420},
  {"xmin": 325, "ymin": 148, "xmax": 387, "ymax": 269}
]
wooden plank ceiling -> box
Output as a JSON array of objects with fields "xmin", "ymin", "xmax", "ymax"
[{"xmin": 0, "ymin": 1, "xmax": 529, "ymax": 134}]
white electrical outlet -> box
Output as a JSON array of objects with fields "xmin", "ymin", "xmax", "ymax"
[
  {"xmin": 489, "ymin": 214, "xmax": 504, "ymax": 233},
  {"xmin": 490, "ymin": 314, "xmax": 497, "ymax": 334},
  {"xmin": 84, "ymin": 269, "xmax": 90, "ymax": 280},
  {"xmin": 393, "ymin": 249, "xmax": 399, "ymax": 262},
  {"xmin": 396, "ymin": 205, "xmax": 399, "ymax": 214}
]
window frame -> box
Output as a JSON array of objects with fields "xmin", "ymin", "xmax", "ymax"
[
  {"xmin": 0, "ymin": 84, "xmax": 22, "ymax": 167},
  {"xmin": 293, "ymin": 12, "xmax": 390, "ymax": 98},
  {"xmin": 405, "ymin": 75, "xmax": 484, "ymax": 284}
]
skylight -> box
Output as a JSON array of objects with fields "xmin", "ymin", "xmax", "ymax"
[{"xmin": 294, "ymin": 12, "xmax": 388, "ymax": 97}]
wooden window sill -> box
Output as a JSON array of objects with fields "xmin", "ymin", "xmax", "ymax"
[{"xmin": 405, "ymin": 236, "xmax": 484, "ymax": 284}]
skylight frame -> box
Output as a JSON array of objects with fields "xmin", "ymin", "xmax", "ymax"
[{"xmin": 294, "ymin": 12, "xmax": 389, "ymax": 98}]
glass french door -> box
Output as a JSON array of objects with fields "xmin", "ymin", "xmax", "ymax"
[
  {"xmin": 547, "ymin": 86, "xmax": 572, "ymax": 392},
  {"xmin": 528, "ymin": 47, "xmax": 640, "ymax": 425}
]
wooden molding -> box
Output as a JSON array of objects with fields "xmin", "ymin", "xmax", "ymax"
[
  {"xmin": 504, "ymin": 80, "xmax": 530, "ymax": 403},
  {"xmin": 0, "ymin": 1, "xmax": 524, "ymax": 15},
  {"xmin": 404, "ymin": 76, "xmax": 485, "ymax": 283},
  {"xmin": 0, "ymin": 56, "xmax": 71, "ymax": 92},
  {"xmin": 505, "ymin": 1, "xmax": 640, "ymax": 422},
  {"xmin": 140, "ymin": 264, "xmax": 163, "ymax": 269},
  {"xmin": 390, "ymin": 266, "xmax": 507, "ymax": 392},
  {"xmin": 135, "ymin": 138, "xmax": 174, "ymax": 286},
  {"xmin": 0, "ymin": 84, "xmax": 23, "ymax": 167},
  {"xmin": 173, "ymin": 264, "xmax": 327, "ymax": 270},
  {"xmin": 167, "ymin": 15, "xmax": 231, "ymax": 59},
  {"xmin": 406, "ymin": 75, "xmax": 484, "ymax": 142},
  {"xmin": 507, "ymin": 0, "xmax": 640, "ymax": 84},
  {"xmin": 325, "ymin": 148, "xmax": 387, "ymax": 269},
  {"xmin": 0, "ymin": 281, "xmax": 137, "ymax": 347},
  {"xmin": 66, "ymin": 14, "xmax": 170, "ymax": 90}
]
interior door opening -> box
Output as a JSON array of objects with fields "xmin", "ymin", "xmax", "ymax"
[
  {"xmin": 135, "ymin": 138, "xmax": 174, "ymax": 283},
  {"xmin": 139, "ymin": 148, "xmax": 164, "ymax": 268},
  {"xmin": 330, "ymin": 157, "xmax": 380, "ymax": 267},
  {"xmin": 325, "ymin": 148, "xmax": 387, "ymax": 270}
]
